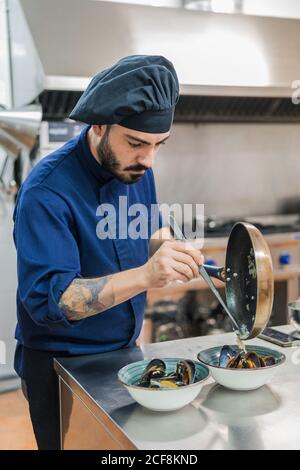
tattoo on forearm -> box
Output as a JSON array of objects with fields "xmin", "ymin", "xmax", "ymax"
[{"xmin": 58, "ymin": 276, "xmax": 115, "ymax": 321}]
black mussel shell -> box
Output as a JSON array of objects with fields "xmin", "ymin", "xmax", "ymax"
[
  {"xmin": 225, "ymin": 350, "xmax": 275, "ymax": 369},
  {"xmin": 227, "ymin": 351, "xmax": 261, "ymax": 369},
  {"xmin": 139, "ymin": 359, "xmax": 166, "ymax": 387},
  {"xmin": 260, "ymin": 355, "xmax": 276, "ymax": 367},
  {"xmin": 176, "ymin": 360, "xmax": 196, "ymax": 385},
  {"xmin": 226, "ymin": 351, "xmax": 245, "ymax": 368},
  {"xmin": 219, "ymin": 345, "xmax": 236, "ymax": 368},
  {"xmin": 244, "ymin": 351, "xmax": 262, "ymax": 368}
]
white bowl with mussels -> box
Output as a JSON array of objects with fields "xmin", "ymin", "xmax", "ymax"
[
  {"xmin": 118, "ymin": 358, "xmax": 210, "ymax": 411},
  {"xmin": 197, "ymin": 345, "xmax": 286, "ymax": 391}
]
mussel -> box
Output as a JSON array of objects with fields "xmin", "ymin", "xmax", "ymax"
[
  {"xmin": 176, "ymin": 360, "xmax": 196, "ymax": 385},
  {"xmin": 138, "ymin": 358, "xmax": 196, "ymax": 388},
  {"xmin": 244, "ymin": 351, "xmax": 262, "ymax": 368},
  {"xmin": 226, "ymin": 352, "xmax": 245, "ymax": 369},
  {"xmin": 228, "ymin": 351, "xmax": 261, "ymax": 369},
  {"xmin": 219, "ymin": 345, "xmax": 236, "ymax": 368},
  {"xmin": 219, "ymin": 345, "xmax": 276, "ymax": 369},
  {"xmin": 139, "ymin": 359, "xmax": 166, "ymax": 387},
  {"xmin": 260, "ymin": 355, "xmax": 276, "ymax": 367}
]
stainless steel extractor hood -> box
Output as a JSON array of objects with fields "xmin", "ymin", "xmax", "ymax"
[
  {"xmin": 9, "ymin": 0, "xmax": 300, "ymax": 122},
  {"xmin": 0, "ymin": 105, "xmax": 42, "ymax": 158}
]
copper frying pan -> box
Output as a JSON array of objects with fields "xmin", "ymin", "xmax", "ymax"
[
  {"xmin": 204, "ymin": 222, "xmax": 274, "ymax": 340},
  {"xmin": 169, "ymin": 217, "xmax": 274, "ymax": 340}
]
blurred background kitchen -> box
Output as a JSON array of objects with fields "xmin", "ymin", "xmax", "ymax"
[{"xmin": 1, "ymin": 0, "xmax": 300, "ymax": 413}]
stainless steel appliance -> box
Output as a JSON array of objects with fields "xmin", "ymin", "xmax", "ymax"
[{"xmin": 4, "ymin": 0, "xmax": 300, "ymax": 122}]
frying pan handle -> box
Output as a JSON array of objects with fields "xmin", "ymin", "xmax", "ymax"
[
  {"xmin": 203, "ymin": 264, "xmax": 226, "ymax": 282},
  {"xmin": 167, "ymin": 214, "xmax": 227, "ymax": 283}
]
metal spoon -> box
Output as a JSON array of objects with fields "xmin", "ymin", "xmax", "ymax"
[{"xmin": 168, "ymin": 214, "xmax": 240, "ymax": 334}]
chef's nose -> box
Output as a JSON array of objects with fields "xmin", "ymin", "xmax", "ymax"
[{"xmin": 136, "ymin": 148, "xmax": 155, "ymax": 169}]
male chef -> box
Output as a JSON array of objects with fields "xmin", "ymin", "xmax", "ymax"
[{"xmin": 13, "ymin": 55, "xmax": 203, "ymax": 449}]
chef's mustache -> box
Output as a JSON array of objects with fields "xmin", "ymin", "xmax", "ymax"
[{"xmin": 125, "ymin": 164, "xmax": 148, "ymax": 172}]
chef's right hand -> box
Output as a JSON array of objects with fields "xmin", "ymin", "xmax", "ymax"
[{"xmin": 142, "ymin": 240, "xmax": 204, "ymax": 289}]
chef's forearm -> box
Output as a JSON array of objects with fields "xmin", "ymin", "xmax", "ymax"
[{"xmin": 58, "ymin": 267, "xmax": 148, "ymax": 321}]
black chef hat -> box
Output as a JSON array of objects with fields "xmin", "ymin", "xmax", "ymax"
[{"xmin": 69, "ymin": 55, "xmax": 179, "ymax": 133}]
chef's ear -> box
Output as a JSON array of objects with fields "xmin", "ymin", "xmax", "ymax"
[{"xmin": 91, "ymin": 125, "xmax": 106, "ymax": 137}]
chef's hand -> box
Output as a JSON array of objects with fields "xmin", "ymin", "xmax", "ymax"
[{"xmin": 142, "ymin": 240, "xmax": 204, "ymax": 288}]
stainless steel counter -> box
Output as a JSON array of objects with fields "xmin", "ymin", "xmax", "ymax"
[{"xmin": 54, "ymin": 325, "xmax": 300, "ymax": 450}]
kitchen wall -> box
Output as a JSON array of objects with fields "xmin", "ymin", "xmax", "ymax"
[
  {"xmin": 0, "ymin": 197, "xmax": 18, "ymax": 384},
  {"xmin": 0, "ymin": 141, "xmax": 17, "ymax": 388},
  {"xmin": 0, "ymin": 151, "xmax": 18, "ymax": 388},
  {"xmin": 0, "ymin": 0, "xmax": 19, "ymax": 389},
  {"xmin": 0, "ymin": 0, "xmax": 11, "ymax": 107},
  {"xmin": 154, "ymin": 122, "xmax": 300, "ymax": 218}
]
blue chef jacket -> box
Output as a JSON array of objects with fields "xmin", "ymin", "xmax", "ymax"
[{"xmin": 13, "ymin": 126, "xmax": 162, "ymax": 378}]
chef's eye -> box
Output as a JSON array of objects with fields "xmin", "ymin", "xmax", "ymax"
[{"xmin": 129, "ymin": 142, "xmax": 142, "ymax": 148}]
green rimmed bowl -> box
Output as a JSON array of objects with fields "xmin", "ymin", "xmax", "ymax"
[
  {"xmin": 197, "ymin": 345, "xmax": 286, "ymax": 391},
  {"xmin": 118, "ymin": 358, "xmax": 210, "ymax": 411}
]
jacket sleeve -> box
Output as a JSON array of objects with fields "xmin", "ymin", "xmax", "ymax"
[{"xmin": 14, "ymin": 185, "xmax": 83, "ymax": 328}]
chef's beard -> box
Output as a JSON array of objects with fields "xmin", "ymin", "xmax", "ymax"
[{"xmin": 96, "ymin": 128, "xmax": 146, "ymax": 184}]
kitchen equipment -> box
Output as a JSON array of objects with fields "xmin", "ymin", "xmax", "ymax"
[
  {"xmin": 197, "ymin": 345, "xmax": 285, "ymax": 391},
  {"xmin": 198, "ymin": 214, "xmax": 300, "ymax": 238},
  {"xmin": 200, "ymin": 264, "xmax": 240, "ymax": 330},
  {"xmin": 0, "ymin": 105, "xmax": 42, "ymax": 159},
  {"xmin": 118, "ymin": 358, "xmax": 209, "ymax": 411},
  {"xmin": 14, "ymin": 0, "xmax": 300, "ymax": 123},
  {"xmin": 169, "ymin": 216, "xmax": 274, "ymax": 340}
]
